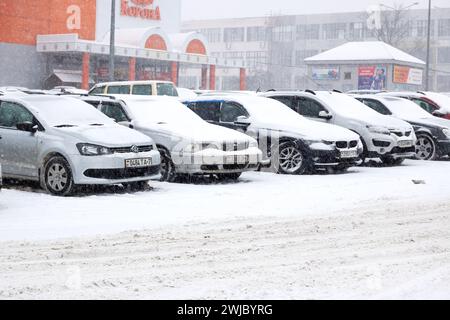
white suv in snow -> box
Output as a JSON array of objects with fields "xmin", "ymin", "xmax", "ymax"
[
  {"xmin": 0, "ymin": 95, "xmax": 161, "ymax": 195},
  {"xmin": 261, "ymin": 91, "xmax": 416, "ymax": 165},
  {"xmin": 81, "ymin": 95, "xmax": 263, "ymax": 182}
]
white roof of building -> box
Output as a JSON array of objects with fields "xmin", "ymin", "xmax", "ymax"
[{"xmin": 305, "ymin": 41, "xmax": 425, "ymax": 66}]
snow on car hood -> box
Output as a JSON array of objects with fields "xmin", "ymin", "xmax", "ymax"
[
  {"xmin": 255, "ymin": 117, "xmax": 360, "ymax": 142},
  {"xmin": 135, "ymin": 120, "xmax": 253, "ymax": 144},
  {"xmin": 54, "ymin": 124, "xmax": 153, "ymax": 147}
]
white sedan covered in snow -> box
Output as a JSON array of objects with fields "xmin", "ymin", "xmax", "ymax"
[
  {"xmin": 91, "ymin": 95, "xmax": 263, "ymax": 182},
  {"xmin": 0, "ymin": 95, "xmax": 161, "ymax": 196}
]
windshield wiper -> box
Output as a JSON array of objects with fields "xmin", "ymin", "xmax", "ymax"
[
  {"xmin": 54, "ymin": 124, "xmax": 77, "ymax": 128},
  {"xmin": 89, "ymin": 123, "xmax": 105, "ymax": 126}
]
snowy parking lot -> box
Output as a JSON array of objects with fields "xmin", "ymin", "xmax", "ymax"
[{"xmin": 1, "ymin": 159, "xmax": 450, "ymax": 299}]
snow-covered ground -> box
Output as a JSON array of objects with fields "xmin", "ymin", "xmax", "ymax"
[{"xmin": 0, "ymin": 159, "xmax": 450, "ymax": 299}]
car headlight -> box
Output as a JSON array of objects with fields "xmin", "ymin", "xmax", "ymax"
[
  {"xmin": 443, "ymin": 128, "xmax": 450, "ymax": 139},
  {"xmin": 249, "ymin": 140, "xmax": 258, "ymax": 148},
  {"xmin": 77, "ymin": 143, "xmax": 112, "ymax": 156},
  {"xmin": 367, "ymin": 125, "xmax": 390, "ymax": 135}
]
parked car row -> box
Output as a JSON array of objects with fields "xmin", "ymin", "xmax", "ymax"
[{"xmin": 1, "ymin": 82, "xmax": 449, "ymax": 196}]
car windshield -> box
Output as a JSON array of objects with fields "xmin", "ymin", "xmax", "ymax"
[
  {"xmin": 424, "ymin": 92, "xmax": 450, "ymax": 113},
  {"xmin": 157, "ymin": 83, "xmax": 178, "ymax": 97},
  {"xmin": 381, "ymin": 97, "xmax": 433, "ymax": 120},
  {"xmin": 125, "ymin": 98, "xmax": 205, "ymax": 124},
  {"xmin": 315, "ymin": 92, "xmax": 379, "ymax": 117},
  {"xmin": 26, "ymin": 97, "xmax": 114, "ymax": 127}
]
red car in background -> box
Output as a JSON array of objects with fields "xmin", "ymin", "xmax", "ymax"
[{"xmin": 380, "ymin": 92, "xmax": 450, "ymax": 120}]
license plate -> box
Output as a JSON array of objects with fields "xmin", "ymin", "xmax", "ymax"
[
  {"xmin": 225, "ymin": 155, "xmax": 248, "ymax": 164},
  {"xmin": 340, "ymin": 150, "xmax": 358, "ymax": 158},
  {"xmin": 398, "ymin": 140, "xmax": 413, "ymax": 148},
  {"xmin": 125, "ymin": 158, "xmax": 152, "ymax": 168}
]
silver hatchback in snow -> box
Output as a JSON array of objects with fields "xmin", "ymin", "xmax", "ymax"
[{"xmin": 0, "ymin": 95, "xmax": 161, "ymax": 195}]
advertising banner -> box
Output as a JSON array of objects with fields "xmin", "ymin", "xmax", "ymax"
[
  {"xmin": 358, "ymin": 66, "xmax": 387, "ymax": 90},
  {"xmin": 393, "ymin": 65, "xmax": 423, "ymax": 85},
  {"xmin": 311, "ymin": 67, "xmax": 340, "ymax": 81}
]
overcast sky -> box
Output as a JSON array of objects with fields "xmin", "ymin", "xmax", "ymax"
[{"xmin": 181, "ymin": 0, "xmax": 450, "ymax": 21}]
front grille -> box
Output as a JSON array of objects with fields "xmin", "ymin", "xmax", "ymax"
[
  {"xmin": 349, "ymin": 140, "xmax": 358, "ymax": 148},
  {"xmin": 373, "ymin": 140, "xmax": 391, "ymax": 147},
  {"xmin": 405, "ymin": 131, "xmax": 411, "ymax": 137},
  {"xmin": 336, "ymin": 141, "xmax": 348, "ymax": 148},
  {"xmin": 222, "ymin": 142, "xmax": 249, "ymax": 152},
  {"xmin": 111, "ymin": 145, "xmax": 153, "ymax": 154},
  {"xmin": 391, "ymin": 131, "xmax": 403, "ymax": 137},
  {"xmin": 84, "ymin": 166, "xmax": 159, "ymax": 179}
]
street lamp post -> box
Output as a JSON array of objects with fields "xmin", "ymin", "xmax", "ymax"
[
  {"xmin": 109, "ymin": 0, "xmax": 116, "ymax": 81},
  {"xmin": 425, "ymin": 0, "xmax": 432, "ymax": 91}
]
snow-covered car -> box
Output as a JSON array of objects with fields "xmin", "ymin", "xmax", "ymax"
[
  {"xmin": 89, "ymin": 81, "xmax": 178, "ymax": 97},
  {"xmin": 84, "ymin": 95, "xmax": 263, "ymax": 182},
  {"xmin": 379, "ymin": 91, "xmax": 450, "ymax": 120},
  {"xmin": 176, "ymin": 88, "xmax": 198, "ymax": 101},
  {"xmin": 0, "ymin": 95, "xmax": 161, "ymax": 196},
  {"xmin": 184, "ymin": 95, "xmax": 363, "ymax": 174},
  {"xmin": 261, "ymin": 91, "xmax": 416, "ymax": 165},
  {"xmin": 354, "ymin": 95, "xmax": 450, "ymax": 160}
]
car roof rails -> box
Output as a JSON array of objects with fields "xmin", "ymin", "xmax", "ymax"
[
  {"xmin": 305, "ymin": 89, "xmax": 316, "ymax": 95},
  {"xmin": 332, "ymin": 89, "xmax": 343, "ymax": 93}
]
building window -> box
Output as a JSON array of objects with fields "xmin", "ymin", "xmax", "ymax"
[
  {"xmin": 296, "ymin": 24, "xmax": 320, "ymax": 40},
  {"xmin": 200, "ymin": 28, "xmax": 222, "ymax": 43},
  {"xmin": 224, "ymin": 27, "xmax": 245, "ymax": 42},
  {"xmin": 295, "ymin": 50, "xmax": 318, "ymax": 66},
  {"xmin": 438, "ymin": 47, "xmax": 450, "ymax": 63},
  {"xmin": 246, "ymin": 51, "xmax": 268, "ymax": 67},
  {"xmin": 222, "ymin": 51, "xmax": 245, "ymax": 60},
  {"xmin": 438, "ymin": 19, "xmax": 450, "ymax": 37},
  {"xmin": 322, "ymin": 23, "xmax": 346, "ymax": 39},
  {"xmin": 272, "ymin": 50, "xmax": 293, "ymax": 66},
  {"xmin": 412, "ymin": 20, "xmax": 434, "ymax": 37},
  {"xmin": 272, "ymin": 25, "xmax": 294, "ymax": 42},
  {"xmin": 349, "ymin": 22, "xmax": 364, "ymax": 40},
  {"xmin": 437, "ymin": 75, "xmax": 450, "ymax": 92},
  {"xmin": 247, "ymin": 26, "xmax": 269, "ymax": 42},
  {"xmin": 344, "ymin": 72, "xmax": 352, "ymax": 80}
]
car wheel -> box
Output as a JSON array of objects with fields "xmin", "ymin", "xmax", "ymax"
[
  {"xmin": 158, "ymin": 148, "xmax": 176, "ymax": 182},
  {"xmin": 415, "ymin": 134, "xmax": 436, "ymax": 160},
  {"xmin": 123, "ymin": 181, "xmax": 150, "ymax": 191},
  {"xmin": 217, "ymin": 173, "xmax": 242, "ymax": 181},
  {"xmin": 276, "ymin": 142, "xmax": 307, "ymax": 175},
  {"xmin": 380, "ymin": 156, "xmax": 405, "ymax": 166},
  {"xmin": 44, "ymin": 156, "xmax": 75, "ymax": 196}
]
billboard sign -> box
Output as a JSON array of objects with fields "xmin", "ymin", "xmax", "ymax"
[
  {"xmin": 393, "ymin": 65, "xmax": 423, "ymax": 86},
  {"xmin": 358, "ymin": 66, "xmax": 387, "ymax": 90},
  {"xmin": 311, "ymin": 67, "xmax": 340, "ymax": 81}
]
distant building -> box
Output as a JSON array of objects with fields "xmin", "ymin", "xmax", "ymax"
[
  {"xmin": 0, "ymin": 0, "xmax": 245, "ymax": 90},
  {"xmin": 182, "ymin": 8, "xmax": 450, "ymax": 91},
  {"xmin": 304, "ymin": 41, "xmax": 425, "ymax": 92}
]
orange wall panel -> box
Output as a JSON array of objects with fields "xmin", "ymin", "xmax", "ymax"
[{"xmin": 0, "ymin": 0, "xmax": 96, "ymax": 45}]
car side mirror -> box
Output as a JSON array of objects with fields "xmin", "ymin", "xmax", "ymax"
[
  {"xmin": 16, "ymin": 121, "xmax": 38, "ymax": 133},
  {"xmin": 432, "ymin": 110, "xmax": 446, "ymax": 117},
  {"xmin": 234, "ymin": 116, "xmax": 251, "ymax": 127},
  {"xmin": 318, "ymin": 111, "xmax": 332, "ymax": 120}
]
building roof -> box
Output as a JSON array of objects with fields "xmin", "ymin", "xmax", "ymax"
[{"xmin": 304, "ymin": 41, "xmax": 425, "ymax": 66}]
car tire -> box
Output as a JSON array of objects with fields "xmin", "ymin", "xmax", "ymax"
[
  {"xmin": 380, "ymin": 156, "xmax": 405, "ymax": 166},
  {"xmin": 44, "ymin": 156, "xmax": 75, "ymax": 196},
  {"xmin": 276, "ymin": 142, "xmax": 307, "ymax": 175},
  {"xmin": 415, "ymin": 134, "xmax": 436, "ymax": 160},
  {"xmin": 217, "ymin": 173, "xmax": 242, "ymax": 181},
  {"xmin": 158, "ymin": 148, "xmax": 176, "ymax": 182}
]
